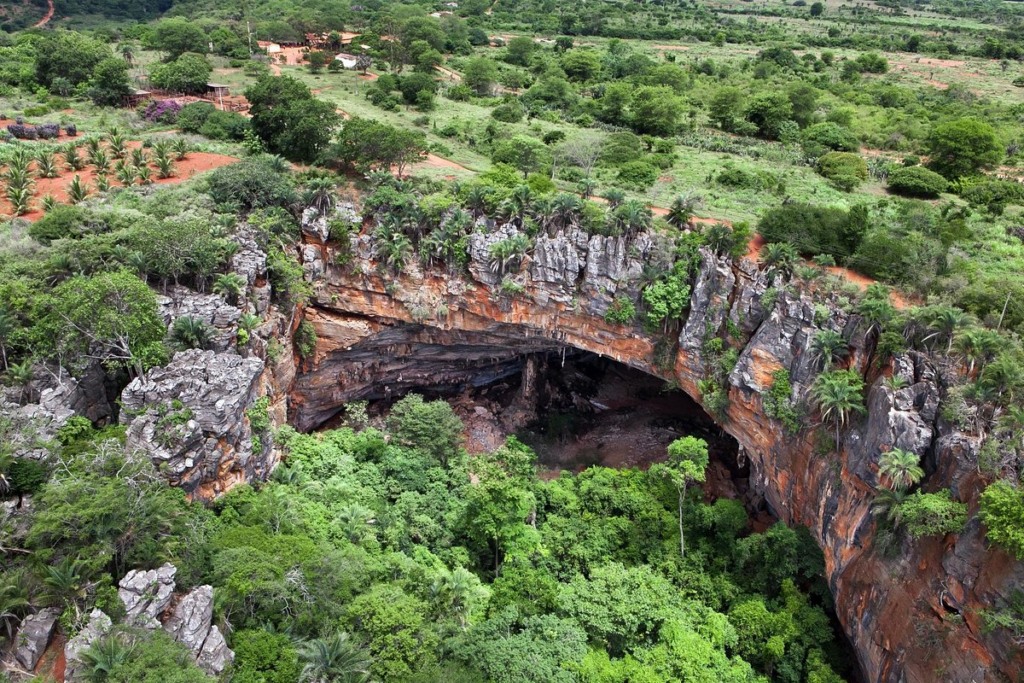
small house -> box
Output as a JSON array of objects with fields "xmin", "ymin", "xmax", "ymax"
[
  {"xmin": 126, "ymin": 89, "xmax": 151, "ymax": 107},
  {"xmin": 334, "ymin": 53, "xmax": 360, "ymax": 69}
]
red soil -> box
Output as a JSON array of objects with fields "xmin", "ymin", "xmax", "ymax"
[
  {"xmin": 33, "ymin": 0, "xmax": 54, "ymax": 27},
  {"xmin": 0, "ymin": 142, "xmax": 238, "ymax": 221}
]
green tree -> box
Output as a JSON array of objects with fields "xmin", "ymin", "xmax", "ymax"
[
  {"xmin": 878, "ymin": 448, "xmax": 924, "ymax": 491},
  {"xmin": 88, "ymin": 58, "xmax": 132, "ymax": 107},
  {"xmin": 39, "ymin": 270, "xmax": 167, "ymax": 375},
  {"xmin": 504, "ymin": 36, "xmax": 536, "ymax": 66},
  {"xmin": 232, "ymin": 629, "xmax": 301, "ymax": 683},
  {"xmin": 744, "ymin": 91, "xmax": 794, "ymax": 140},
  {"xmin": 246, "ymin": 75, "xmax": 341, "ymax": 163},
  {"xmin": 709, "ymin": 86, "xmax": 744, "ymax": 132},
  {"xmin": 492, "ymin": 135, "xmax": 552, "ymax": 178},
  {"xmin": 652, "ymin": 436, "xmax": 709, "ymax": 558},
  {"xmin": 898, "ymin": 489, "xmax": 967, "ymax": 538},
  {"xmin": 151, "ymin": 18, "xmax": 208, "ymax": 60},
  {"xmin": 35, "ymin": 31, "xmax": 111, "ymax": 87},
  {"xmin": 979, "ymin": 480, "xmax": 1024, "ymax": 558},
  {"xmin": 629, "ymin": 85, "xmax": 685, "ymax": 136},
  {"xmin": 560, "ymin": 49, "xmax": 602, "ymax": 82},
  {"xmin": 346, "ymin": 585, "xmax": 437, "ymax": 680},
  {"xmin": 296, "ymin": 632, "xmax": 371, "ymax": 683},
  {"xmin": 926, "ymin": 118, "xmax": 1003, "ymax": 180},
  {"xmin": 811, "ymin": 370, "xmax": 865, "ymax": 452},
  {"xmin": 463, "ymin": 57, "xmax": 499, "ymax": 96},
  {"xmin": 149, "ymin": 53, "xmax": 213, "ymax": 95},
  {"xmin": 385, "ymin": 393, "xmax": 464, "ymax": 467},
  {"xmin": 330, "ymin": 117, "xmax": 427, "ymax": 176}
]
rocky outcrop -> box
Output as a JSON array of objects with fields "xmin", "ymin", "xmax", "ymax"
[
  {"xmin": 120, "ymin": 349, "xmax": 271, "ymax": 499},
  {"xmin": 63, "ymin": 609, "xmax": 113, "ymax": 682},
  {"xmin": 12, "ymin": 608, "xmax": 60, "ymax": 672},
  {"xmin": 165, "ymin": 586, "xmax": 233, "ymax": 675},
  {"xmin": 59, "ymin": 565, "xmax": 233, "ymax": 681},
  {"xmin": 118, "ymin": 564, "xmax": 177, "ymax": 629},
  {"xmin": 157, "ymin": 286, "xmax": 241, "ymax": 352},
  {"xmin": 288, "ymin": 225, "xmax": 1024, "ymax": 682}
]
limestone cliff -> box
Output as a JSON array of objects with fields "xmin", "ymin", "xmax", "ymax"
[{"xmin": 288, "ymin": 225, "xmax": 1023, "ymax": 683}]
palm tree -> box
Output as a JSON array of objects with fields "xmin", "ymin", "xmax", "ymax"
[
  {"xmin": 601, "ymin": 187, "xmax": 625, "ymax": 209},
  {"xmin": 154, "ymin": 155, "xmax": 175, "ymax": 179},
  {"xmin": 0, "ymin": 308, "xmax": 15, "ymax": 370},
  {"xmin": 759, "ymin": 242, "xmax": 799, "ymax": 281},
  {"xmin": 924, "ymin": 306, "xmax": 971, "ymax": 354},
  {"xmin": 550, "ymin": 193, "xmax": 582, "ymax": 232},
  {"xmin": 464, "ymin": 184, "xmax": 493, "ymax": 217},
  {"xmin": 108, "ymin": 133, "xmax": 127, "ymax": 159},
  {"xmin": 878, "ymin": 448, "xmax": 924, "ymax": 491},
  {"xmin": 871, "ymin": 487, "xmax": 908, "ymax": 528},
  {"xmin": 811, "ymin": 329, "xmax": 849, "ymax": 370},
  {"xmin": 41, "ymin": 194, "xmax": 59, "ymax": 212},
  {"xmin": 62, "ymin": 145, "xmax": 85, "ymax": 172},
  {"xmin": 67, "ymin": 175, "xmax": 89, "ymax": 204},
  {"xmin": 35, "ymin": 151, "xmax": 59, "ymax": 178},
  {"xmin": 213, "ymin": 273, "xmax": 247, "ymax": 304},
  {"xmin": 81, "ymin": 632, "xmax": 134, "ymax": 681},
  {"xmin": 666, "ymin": 193, "xmax": 700, "ymax": 230},
  {"xmin": 981, "ymin": 355, "xmax": 1024, "ymax": 402},
  {"xmin": 374, "ymin": 223, "xmax": 413, "ymax": 274},
  {"xmin": 296, "ymin": 632, "xmax": 372, "ymax": 683},
  {"xmin": 119, "ymin": 42, "xmax": 135, "ymax": 66},
  {"xmin": 612, "ymin": 199, "xmax": 652, "ymax": 241},
  {"xmin": 856, "ymin": 296, "xmax": 895, "ymax": 341},
  {"xmin": 304, "ymin": 178, "xmax": 336, "ymax": 216},
  {"xmin": 116, "ymin": 163, "xmax": 136, "ymax": 187},
  {"xmin": 41, "ymin": 556, "xmax": 89, "ymax": 622},
  {"xmin": 171, "ymin": 137, "xmax": 190, "ymax": 161},
  {"xmin": 337, "ymin": 504, "xmax": 373, "ymax": 543},
  {"xmin": 578, "ymin": 177, "xmax": 598, "ymax": 200},
  {"xmin": 171, "ymin": 316, "xmax": 213, "ymax": 350},
  {"xmin": 238, "ymin": 313, "xmax": 261, "ymax": 333},
  {"xmin": 136, "ymin": 164, "xmax": 153, "ymax": 185},
  {"xmin": 811, "ymin": 370, "xmax": 866, "ymax": 452},
  {"xmin": 130, "ymin": 147, "xmax": 149, "ymax": 168},
  {"xmin": 0, "ymin": 570, "xmax": 32, "ymax": 641}
]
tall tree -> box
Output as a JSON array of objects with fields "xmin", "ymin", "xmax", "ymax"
[
  {"xmin": 652, "ymin": 436, "xmax": 709, "ymax": 558},
  {"xmin": 246, "ymin": 75, "xmax": 341, "ymax": 163},
  {"xmin": 811, "ymin": 370, "xmax": 866, "ymax": 452}
]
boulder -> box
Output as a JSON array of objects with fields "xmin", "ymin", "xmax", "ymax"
[
  {"xmin": 157, "ymin": 286, "xmax": 241, "ymax": 352},
  {"xmin": 164, "ymin": 585, "xmax": 234, "ymax": 676},
  {"xmin": 13, "ymin": 608, "xmax": 60, "ymax": 671}
]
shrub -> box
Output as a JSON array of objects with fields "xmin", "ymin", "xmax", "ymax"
[
  {"xmin": 36, "ymin": 123, "xmax": 60, "ymax": 140},
  {"xmin": 979, "ymin": 480, "xmax": 1024, "ymax": 559},
  {"xmin": 143, "ymin": 99, "xmax": 182, "ymax": 123},
  {"xmin": 758, "ymin": 202, "xmax": 868, "ymax": 258},
  {"xmin": 7, "ymin": 124, "xmax": 38, "ymax": 140},
  {"xmin": 616, "ymin": 160, "xmax": 659, "ymax": 189},
  {"xmin": 491, "ymin": 101, "xmax": 525, "ymax": 123},
  {"xmin": 199, "ymin": 110, "xmax": 250, "ymax": 141},
  {"xmin": 295, "ymin": 320, "xmax": 317, "ymax": 359},
  {"xmin": 898, "ymin": 489, "xmax": 967, "ymax": 538},
  {"xmin": 715, "ymin": 167, "xmax": 767, "ymax": 190},
  {"xmin": 64, "ymin": 124, "xmax": 77, "ymax": 136},
  {"xmin": 206, "ymin": 156, "xmax": 297, "ymax": 212},
  {"xmin": 802, "ymin": 123, "xmax": 859, "ymax": 156},
  {"xmin": 28, "ymin": 205, "xmax": 88, "ymax": 245},
  {"xmin": 957, "ymin": 179, "xmax": 1024, "ymax": 211},
  {"xmin": 817, "ymin": 152, "xmax": 867, "ymax": 191},
  {"xmin": 604, "ymin": 296, "xmax": 636, "ymax": 325},
  {"xmin": 176, "ymin": 102, "xmax": 216, "ymax": 133},
  {"xmin": 886, "ymin": 166, "xmax": 948, "ymax": 199}
]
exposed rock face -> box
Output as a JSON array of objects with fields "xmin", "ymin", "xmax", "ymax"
[
  {"xmin": 288, "ymin": 227, "xmax": 1024, "ymax": 682},
  {"xmin": 63, "ymin": 609, "xmax": 112, "ymax": 682},
  {"xmin": 118, "ymin": 564, "xmax": 177, "ymax": 629},
  {"xmin": 157, "ymin": 286, "xmax": 241, "ymax": 352},
  {"xmin": 165, "ymin": 585, "xmax": 233, "ymax": 675},
  {"xmin": 59, "ymin": 565, "xmax": 233, "ymax": 681},
  {"xmin": 120, "ymin": 349, "xmax": 271, "ymax": 499},
  {"xmin": 13, "ymin": 608, "xmax": 60, "ymax": 671}
]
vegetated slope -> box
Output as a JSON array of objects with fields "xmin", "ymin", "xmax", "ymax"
[
  {"xmin": 53, "ymin": 0, "xmax": 171, "ymax": 23},
  {"xmin": 0, "ymin": 0, "xmax": 49, "ymax": 31}
]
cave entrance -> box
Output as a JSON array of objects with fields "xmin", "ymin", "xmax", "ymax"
[{"xmin": 365, "ymin": 349, "xmax": 773, "ymax": 523}]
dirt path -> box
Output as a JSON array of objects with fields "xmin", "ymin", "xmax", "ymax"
[
  {"xmin": 435, "ymin": 65, "xmax": 462, "ymax": 82},
  {"xmin": 33, "ymin": 0, "xmax": 54, "ymax": 27}
]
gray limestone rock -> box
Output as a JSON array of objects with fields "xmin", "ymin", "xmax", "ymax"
[
  {"xmin": 63, "ymin": 609, "xmax": 113, "ymax": 682},
  {"xmin": 163, "ymin": 584, "xmax": 234, "ymax": 675},
  {"xmin": 13, "ymin": 608, "xmax": 60, "ymax": 671},
  {"xmin": 157, "ymin": 286, "xmax": 241, "ymax": 352},
  {"xmin": 118, "ymin": 563, "xmax": 177, "ymax": 629},
  {"xmin": 120, "ymin": 350, "xmax": 269, "ymax": 496}
]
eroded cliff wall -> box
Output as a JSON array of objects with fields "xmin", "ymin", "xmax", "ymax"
[{"xmin": 289, "ymin": 224, "xmax": 1023, "ymax": 683}]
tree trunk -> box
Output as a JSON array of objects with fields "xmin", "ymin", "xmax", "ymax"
[{"xmin": 678, "ymin": 483, "xmax": 686, "ymax": 559}]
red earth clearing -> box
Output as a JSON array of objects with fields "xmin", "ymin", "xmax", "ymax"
[
  {"xmin": 33, "ymin": 0, "xmax": 54, "ymax": 27},
  {"xmin": 0, "ymin": 140, "xmax": 238, "ymax": 221}
]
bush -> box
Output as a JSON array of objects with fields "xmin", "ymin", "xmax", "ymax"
[
  {"xmin": 898, "ymin": 490, "xmax": 967, "ymax": 539},
  {"xmin": 886, "ymin": 166, "xmax": 948, "ymax": 199},
  {"xmin": 616, "ymin": 160, "xmax": 659, "ymax": 189},
  {"xmin": 817, "ymin": 152, "xmax": 867, "ymax": 191},
  {"xmin": 802, "ymin": 122, "xmax": 859, "ymax": 157},
  {"xmin": 758, "ymin": 202, "xmax": 868, "ymax": 258},
  {"xmin": 29, "ymin": 205, "xmax": 88, "ymax": 245},
  {"xmin": 7, "ymin": 124, "xmax": 38, "ymax": 140},
  {"xmin": 491, "ymin": 101, "xmax": 525, "ymax": 123},
  {"xmin": 715, "ymin": 167, "xmax": 768, "ymax": 190},
  {"xmin": 143, "ymin": 99, "xmax": 182, "ymax": 123},
  {"xmin": 199, "ymin": 110, "xmax": 250, "ymax": 141},
  {"xmin": 957, "ymin": 179, "xmax": 1024, "ymax": 211},
  {"xmin": 604, "ymin": 297, "xmax": 636, "ymax": 325},
  {"xmin": 979, "ymin": 480, "xmax": 1024, "ymax": 559},
  {"xmin": 65, "ymin": 124, "xmax": 77, "ymax": 137},
  {"xmin": 206, "ymin": 156, "xmax": 297, "ymax": 212},
  {"xmin": 176, "ymin": 102, "xmax": 216, "ymax": 133},
  {"xmin": 36, "ymin": 123, "xmax": 60, "ymax": 139}
]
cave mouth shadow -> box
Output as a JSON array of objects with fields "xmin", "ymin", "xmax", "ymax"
[{"xmin": 361, "ymin": 349, "xmax": 771, "ymax": 521}]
